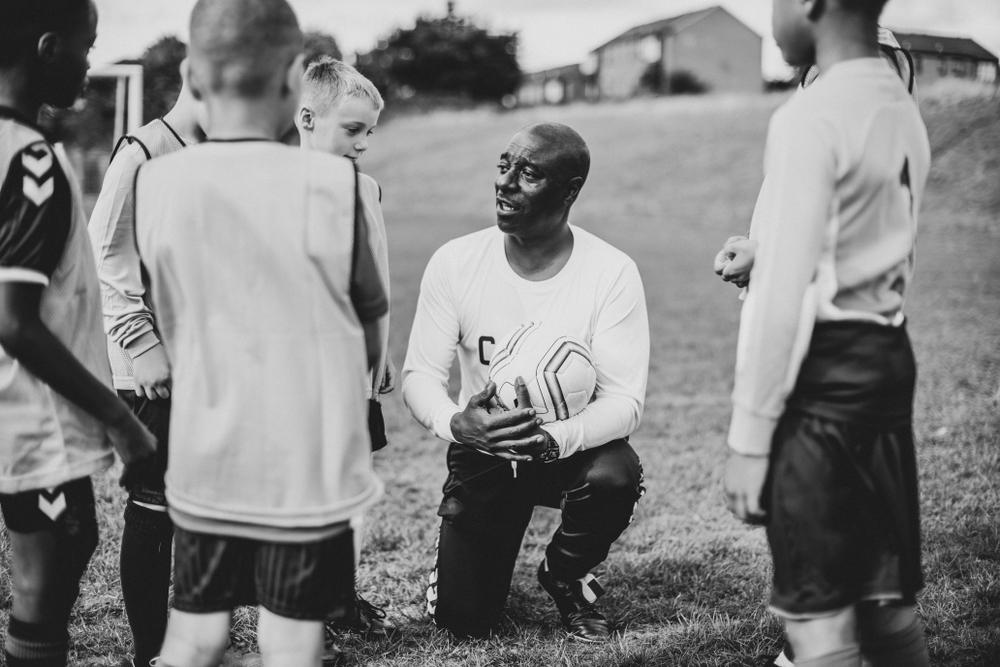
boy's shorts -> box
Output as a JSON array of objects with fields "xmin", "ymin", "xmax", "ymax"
[
  {"xmin": 0, "ymin": 476, "xmax": 96, "ymax": 534},
  {"xmin": 172, "ymin": 524, "xmax": 355, "ymax": 620},
  {"xmin": 118, "ymin": 391, "xmax": 171, "ymax": 507},
  {"xmin": 765, "ymin": 321, "xmax": 923, "ymax": 619}
]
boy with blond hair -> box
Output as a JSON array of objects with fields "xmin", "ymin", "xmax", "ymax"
[
  {"xmin": 135, "ymin": 1, "xmax": 387, "ymax": 664},
  {"xmin": 724, "ymin": 0, "xmax": 931, "ymax": 665},
  {"xmin": 296, "ymin": 56, "xmax": 395, "ymax": 640}
]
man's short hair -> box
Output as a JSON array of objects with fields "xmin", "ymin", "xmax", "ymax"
[
  {"xmin": 188, "ymin": 0, "xmax": 303, "ymax": 98},
  {"xmin": 301, "ymin": 56, "xmax": 384, "ymax": 115},
  {"xmin": 0, "ymin": 0, "xmax": 91, "ymax": 67}
]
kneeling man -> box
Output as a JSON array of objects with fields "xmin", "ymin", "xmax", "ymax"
[{"xmin": 401, "ymin": 123, "xmax": 649, "ymax": 641}]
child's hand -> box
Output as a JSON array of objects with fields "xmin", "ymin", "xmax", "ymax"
[
  {"xmin": 379, "ymin": 357, "xmax": 396, "ymax": 394},
  {"xmin": 713, "ymin": 235, "xmax": 746, "ymax": 276},
  {"xmin": 724, "ymin": 451, "xmax": 769, "ymax": 525},
  {"xmin": 716, "ymin": 236, "xmax": 757, "ymax": 288},
  {"xmin": 132, "ymin": 344, "xmax": 171, "ymax": 400},
  {"xmin": 106, "ymin": 410, "xmax": 157, "ymax": 488}
]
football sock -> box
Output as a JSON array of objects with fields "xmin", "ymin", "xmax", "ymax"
[
  {"xmin": 860, "ymin": 614, "xmax": 930, "ymax": 666},
  {"xmin": 120, "ymin": 501, "xmax": 173, "ymax": 666},
  {"xmin": 794, "ymin": 644, "xmax": 861, "ymax": 667},
  {"xmin": 5, "ymin": 617, "xmax": 69, "ymax": 666}
]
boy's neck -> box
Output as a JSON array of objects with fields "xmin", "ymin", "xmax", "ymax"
[
  {"xmin": 813, "ymin": 13, "xmax": 880, "ymax": 75},
  {"xmin": 203, "ymin": 97, "xmax": 288, "ymax": 141},
  {"xmin": 0, "ymin": 68, "xmax": 41, "ymax": 122}
]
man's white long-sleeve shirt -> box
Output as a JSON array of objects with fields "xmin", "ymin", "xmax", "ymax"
[{"xmin": 402, "ymin": 225, "xmax": 649, "ymax": 459}]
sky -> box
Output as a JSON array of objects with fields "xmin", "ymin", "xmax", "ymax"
[{"xmin": 91, "ymin": 0, "xmax": 1000, "ymax": 80}]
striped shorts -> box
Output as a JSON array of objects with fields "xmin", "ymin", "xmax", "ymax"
[{"xmin": 172, "ymin": 524, "xmax": 355, "ymax": 620}]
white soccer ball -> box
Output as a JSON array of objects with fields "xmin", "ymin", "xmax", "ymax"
[{"xmin": 488, "ymin": 322, "xmax": 597, "ymax": 423}]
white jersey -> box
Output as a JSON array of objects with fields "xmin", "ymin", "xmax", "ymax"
[
  {"xmin": 402, "ymin": 225, "xmax": 649, "ymax": 459},
  {"xmin": 729, "ymin": 58, "xmax": 930, "ymax": 456}
]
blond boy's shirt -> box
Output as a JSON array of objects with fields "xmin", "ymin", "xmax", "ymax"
[
  {"xmin": 729, "ymin": 59, "xmax": 930, "ymax": 456},
  {"xmin": 135, "ymin": 141, "xmax": 386, "ymax": 541},
  {"xmin": 359, "ymin": 172, "xmax": 390, "ymax": 398}
]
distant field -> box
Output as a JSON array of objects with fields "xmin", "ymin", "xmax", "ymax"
[{"xmin": 1, "ymin": 89, "xmax": 996, "ymax": 666}]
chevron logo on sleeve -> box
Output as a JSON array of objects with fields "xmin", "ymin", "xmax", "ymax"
[
  {"xmin": 21, "ymin": 144, "xmax": 55, "ymax": 207},
  {"xmin": 38, "ymin": 487, "xmax": 67, "ymax": 521}
]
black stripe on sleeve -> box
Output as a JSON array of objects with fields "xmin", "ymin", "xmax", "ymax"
[{"xmin": 0, "ymin": 141, "xmax": 72, "ymax": 280}]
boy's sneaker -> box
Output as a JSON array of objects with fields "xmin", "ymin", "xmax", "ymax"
[
  {"xmin": 536, "ymin": 560, "xmax": 611, "ymax": 642},
  {"xmin": 326, "ymin": 593, "xmax": 394, "ymax": 638}
]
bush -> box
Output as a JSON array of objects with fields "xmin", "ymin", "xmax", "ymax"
[{"xmin": 667, "ymin": 70, "xmax": 707, "ymax": 95}]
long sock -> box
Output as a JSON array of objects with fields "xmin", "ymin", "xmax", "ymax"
[
  {"xmin": 795, "ymin": 644, "xmax": 862, "ymax": 667},
  {"xmin": 120, "ymin": 502, "xmax": 173, "ymax": 666},
  {"xmin": 861, "ymin": 615, "xmax": 930, "ymax": 667},
  {"xmin": 5, "ymin": 617, "xmax": 69, "ymax": 667}
]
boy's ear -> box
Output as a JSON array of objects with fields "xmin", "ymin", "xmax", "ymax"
[
  {"xmin": 36, "ymin": 32, "xmax": 60, "ymax": 64},
  {"xmin": 297, "ymin": 107, "xmax": 314, "ymax": 132},
  {"xmin": 804, "ymin": 0, "xmax": 824, "ymax": 22},
  {"xmin": 183, "ymin": 58, "xmax": 204, "ymax": 101}
]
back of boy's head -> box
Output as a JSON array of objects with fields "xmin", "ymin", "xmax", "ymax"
[
  {"xmin": 301, "ymin": 56, "xmax": 384, "ymax": 115},
  {"xmin": 835, "ymin": 0, "xmax": 889, "ymax": 19},
  {"xmin": 188, "ymin": 0, "xmax": 303, "ymax": 98},
  {"xmin": 0, "ymin": 0, "xmax": 91, "ymax": 68}
]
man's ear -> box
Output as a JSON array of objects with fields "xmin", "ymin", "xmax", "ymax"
[
  {"xmin": 564, "ymin": 176, "xmax": 585, "ymax": 205},
  {"xmin": 183, "ymin": 58, "xmax": 204, "ymax": 101},
  {"xmin": 297, "ymin": 107, "xmax": 314, "ymax": 132},
  {"xmin": 36, "ymin": 32, "xmax": 60, "ymax": 64}
]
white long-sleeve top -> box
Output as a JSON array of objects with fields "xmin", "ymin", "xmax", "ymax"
[
  {"xmin": 402, "ymin": 225, "xmax": 649, "ymax": 459},
  {"xmin": 729, "ymin": 58, "xmax": 930, "ymax": 456}
]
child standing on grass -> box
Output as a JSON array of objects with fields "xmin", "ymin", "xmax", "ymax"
[
  {"xmin": 134, "ymin": 0, "xmax": 387, "ymax": 665},
  {"xmin": 88, "ymin": 76, "xmax": 202, "ymax": 667},
  {"xmin": 724, "ymin": 0, "xmax": 931, "ymax": 665},
  {"xmin": 0, "ymin": 1, "xmax": 156, "ymax": 665},
  {"xmin": 295, "ymin": 56, "xmax": 396, "ymax": 642}
]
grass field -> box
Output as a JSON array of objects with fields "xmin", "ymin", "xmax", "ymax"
[{"xmin": 1, "ymin": 88, "xmax": 997, "ymax": 666}]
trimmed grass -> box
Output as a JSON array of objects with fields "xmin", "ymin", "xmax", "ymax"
[{"xmin": 1, "ymin": 91, "xmax": 997, "ymax": 666}]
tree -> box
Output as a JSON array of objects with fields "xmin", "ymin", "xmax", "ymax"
[
  {"xmin": 304, "ymin": 30, "xmax": 342, "ymax": 65},
  {"xmin": 356, "ymin": 3, "xmax": 520, "ymax": 104}
]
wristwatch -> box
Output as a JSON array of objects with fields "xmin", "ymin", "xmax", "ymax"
[{"xmin": 537, "ymin": 431, "xmax": 560, "ymax": 463}]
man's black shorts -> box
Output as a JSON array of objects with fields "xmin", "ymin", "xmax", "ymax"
[
  {"xmin": 766, "ymin": 321, "xmax": 923, "ymax": 618},
  {"xmin": 172, "ymin": 525, "xmax": 355, "ymax": 620}
]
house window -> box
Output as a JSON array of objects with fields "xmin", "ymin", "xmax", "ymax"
[{"xmin": 951, "ymin": 58, "xmax": 968, "ymax": 77}]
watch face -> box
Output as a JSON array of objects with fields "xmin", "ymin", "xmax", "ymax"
[{"xmin": 541, "ymin": 438, "xmax": 560, "ymax": 463}]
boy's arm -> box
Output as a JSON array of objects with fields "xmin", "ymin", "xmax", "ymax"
[
  {"xmin": 0, "ymin": 143, "xmax": 155, "ymax": 477},
  {"xmin": 725, "ymin": 112, "xmax": 835, "ymax": 521},
  {"xmin": 358, "ymin": 174, "xmax": 393, "ymax": 393},
  {"xmin": 88, "ymin": 143, "xmax": 170, "ymax": 398},
  {"xmin": 349, "ymin": 181, "xmax": 389, "ymax": 371},
  {"xmin": 540, "ymin": 260, "xmax": 650, "ymax": 459}
]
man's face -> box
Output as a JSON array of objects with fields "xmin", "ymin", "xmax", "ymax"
[
  {"xmin": 771, "ymin": 0, "xmax": 815, "ymax": 67},
  {"xmin": 307, "ymin": 95, "xmax": 380, "ymax": 161},
  {"xmin": 44, "ymin": 0, "xmax": 97, "ymax": 108},
  {"xmin": 494, "ymin": 130, "xmax": 576, "ymax": 237}
]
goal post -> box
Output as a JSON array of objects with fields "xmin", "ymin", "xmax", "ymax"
[{"xmin": 87, "ymin": 63, "xmax": 144, "ymax": 139}]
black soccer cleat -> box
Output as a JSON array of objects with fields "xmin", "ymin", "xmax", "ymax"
[
  {"xmin": 326, "ymin": 592, "xmax": 394, "ymax": 639},
  {"xmin": 537, "ymin": 559, "xmax": 611, "ymax": 643}
]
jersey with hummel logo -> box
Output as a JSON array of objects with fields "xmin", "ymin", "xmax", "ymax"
[{"xmin": 0, "ymin": 107, "xmax": 115, "ymax": 493}]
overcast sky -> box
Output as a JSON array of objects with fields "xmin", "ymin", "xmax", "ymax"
[{"xmin": 91, "ymin": 0, "xmax": 1000, "ymax": 79}]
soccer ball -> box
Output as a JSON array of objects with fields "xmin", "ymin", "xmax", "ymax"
[{"xmin": 488, "ymin": 322, "xmax": 597, "ymax": 423}]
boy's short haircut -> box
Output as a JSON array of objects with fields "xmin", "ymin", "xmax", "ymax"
[
  {"xmin": 188, "ymin": 0, "xmax": 303, "ymax": 98},
  {"xmin": 302, "ymin": 56, "xmax": 384, "ymax": 115},
  {"xmin": 0, "ymin": 0, "xmax": 91, "ymax": 67},
  {"xmin": 837, "ymin": 0, "xmax": 890, "ymax": 19}
]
